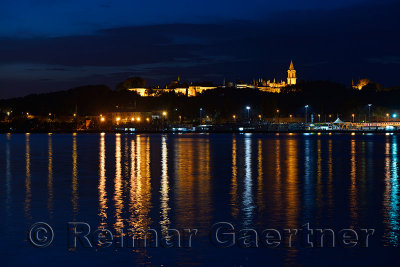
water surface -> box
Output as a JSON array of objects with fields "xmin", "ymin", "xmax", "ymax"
[{"xmin": 0, "ymin": 133, "xmax": 399, "ymax": 266}]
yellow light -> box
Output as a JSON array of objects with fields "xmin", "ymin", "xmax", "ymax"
[
  {"xmin": 289, "ymin": 114, "xmax": 293, "ymax": 118},
  {"xmin": 233, "ymin": 115, "xmax": 236, "ymax": 119},
  {"xmin": 136, "ymin": 117, "xmax": 141, "ymax": 122},
  {"xmin": 116, "ymin": 117, "xmax": 121, "ymax": 122},
  {"xmin": 276, "ymin": 109, "xmax": 280, "ymax": 113},
  {"xmin": 100, "ymin": 117, "xmax": 105, "ymax": 122},
  {"xmin": 146, "ymin": 118, "xmax": 150, "ymax": 122},
  {"xmin": 73, "ymin": 113, "xmax": 76, "ymax": 117},
  {"xmin": 131, "ymin": 117, "xmax": 135, "ymax": 121},
  {"xmin": 258, "ymin": 115, "xmax": 262, "ymax": 118},
  {"xmin": 162, "ymin": 111, "xmax": 167, "ymax": 116},
  {"xmin": 386, "ymin": 113, "xmax": 390, "ymax": 117},
  {"xmin": 49, "ymin": 113, "xmax": 52, "ymax": 116}
]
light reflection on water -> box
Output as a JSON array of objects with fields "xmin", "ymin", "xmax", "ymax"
[
  {"xmin": 383, "ymin": 136, "xmax": 399, "ymax": 245},
  {"xmin": 24, "ymin": 133, "xmax": 31, "ymax": 219},
  {"xmin": 1, "ymin": 133, "xmax": 400, "ymax": 265}
]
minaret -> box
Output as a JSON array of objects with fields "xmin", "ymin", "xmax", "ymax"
[{"xmin": 287, "ymin": 60, "xmax": 297, "ymax": 85}]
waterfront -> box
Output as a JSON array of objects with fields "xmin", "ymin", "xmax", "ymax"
[{"xmin": 0, "ymin": 133, "xmax": 399, "ymax": 265}]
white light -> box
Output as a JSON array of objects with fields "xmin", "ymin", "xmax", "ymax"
[{"xmin": 246, "ymin": 106, "xmax": 250, "ymax": 110}]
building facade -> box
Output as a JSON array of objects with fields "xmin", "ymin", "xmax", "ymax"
[{"xmin": 128, "ymin": 60, "xmax": 297, "ymax": 96}]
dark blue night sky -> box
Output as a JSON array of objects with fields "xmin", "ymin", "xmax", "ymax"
[{"xmin": 0, "ymin": 0, "xmax": 399, "ymax": 98}]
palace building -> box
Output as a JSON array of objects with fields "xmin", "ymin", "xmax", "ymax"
[
  {"xmin": 257, "ymin": 60, "xmax": 297, "ymax": 93},
  {"xmin": 128, "ymin": 60, "xmax": 297, "ymax": 96}
]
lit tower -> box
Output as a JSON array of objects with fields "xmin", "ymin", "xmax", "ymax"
[{"xmin": 287, "ymin": 60, "xmax": 297, "ymax": 85}]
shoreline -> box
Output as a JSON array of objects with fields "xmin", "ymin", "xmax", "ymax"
[{"xmin": 1, "ymin": 129, "xmax": 399, "ymax": 134}]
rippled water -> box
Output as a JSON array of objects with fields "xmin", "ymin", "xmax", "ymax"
[{"xmin": 0, "ymin": 133, "xmax": 399, "ymax": 266}]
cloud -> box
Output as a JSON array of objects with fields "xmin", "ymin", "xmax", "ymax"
[
  {"xmin": 0, "ymin": 1, "xmax": 399, "ymax": 98},
  {"xmin": 0, "ymin": 0, "xmax": 386, "ymax": 37},
  {"xmin": 366, "ymin": 56, "xmax": 400, "ymax": 65}
]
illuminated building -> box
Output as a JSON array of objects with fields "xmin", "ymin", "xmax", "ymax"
[
  {"xmin": 129, "ymin": 78, "xmax": 217, "ymax": 97},
  {"xmin": 287, "ymin": 60, "xmax": 297, "ymax": 85},
  {"xmin": 352, "ymin": 78, "xmax": 371, "ymax": 90},
  {"xmin": 258, "ymin": 60, "xmax": 297, "ymax": 93},
  {"xmin": 128, "ymin": 60, "xmax": 297, "ymax": 96}
]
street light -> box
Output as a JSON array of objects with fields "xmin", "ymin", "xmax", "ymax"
[
  {"xmin": 393, "ymin": 113, "xmax": 398, "ymax": 119},
  {"xmin": 276, "ymin": 109, "xmax": 280, "ymax": 124},
  {"xmin": 368, "ymin": 104, "xmax": 372, "ymax": 122},
  {"xmin": 318, "ymin": 114, "xmax": 321, "ymax": 123},
  {"xmin": 305, "ymin": 105, "xmax": 309, "ymax": 124},
  {"xmin": 352, "ymin": 114, "xmax": 355, "ymax": 123},
  {"xmin": 199, "ymin": 108, "xmax": 203, "ymax": 123},
  {"xmin": 246, "ymin": 106, "xmax": 251, "ymax": 122},
  {"xmin": 386, "ymin": 113, "xmax": 390, "ymax": 122}
]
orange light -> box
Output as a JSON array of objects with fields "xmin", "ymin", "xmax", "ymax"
[
  {"xmin": 136, "ymin": 117, "xmax": 141, "ymax": 122},
  {"xmin": 162, "ymin": 111, "xmax": 167, "ymax": 116},
  {"xmin": 100, "ymin": 117, "xmax": 105, "ymax": 122},
  {"xmin": 146, "ymin": 118, "xmax": 150, "ymax": 122},
  {"xmin": 116, "ymin": 117, "xmax": 121, "ymax": 122}
]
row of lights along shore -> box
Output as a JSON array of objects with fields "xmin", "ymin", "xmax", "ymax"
[{"xmin": 6, "ymin": 106, "xmax": 398, "ymax": 123}]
